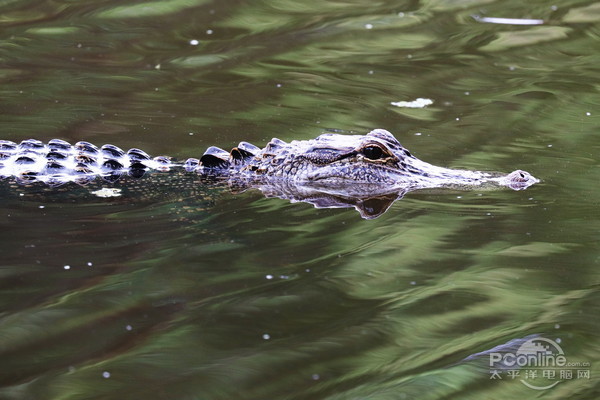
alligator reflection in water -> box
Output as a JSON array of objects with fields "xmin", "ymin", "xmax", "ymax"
[{"xmin": 0, "ymin": 129, "xmax": 539, "ymax": 219}]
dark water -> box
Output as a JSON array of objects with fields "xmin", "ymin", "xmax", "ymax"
[{"xmin": 0, "ymin": 0, "xmax": 598, "ymax": 399}]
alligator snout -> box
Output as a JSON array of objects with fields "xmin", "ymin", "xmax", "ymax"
[{"xmin": 503, "ymin": 170, "xmax": 540, "ymax": 190}]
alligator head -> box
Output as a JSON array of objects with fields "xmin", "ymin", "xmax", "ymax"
[
  {"xmin": 197, "ymin": 129, "xmax": 539, "ymax": 218},
  {"xmin": 290, "ymin": 129, "xmax": 537, "ymax": 189}
]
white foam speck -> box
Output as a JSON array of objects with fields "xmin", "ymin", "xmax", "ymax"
[
  {"xmin": 391, "ymin": 98, "xmax": 433, "ymax": 108},
  {"xmin": 91, "ymin": 188, "xmax": 122, "ymax": 198}
]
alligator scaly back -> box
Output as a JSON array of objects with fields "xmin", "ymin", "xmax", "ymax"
[{"xmin": 0, "ymin": 130, "xmax": 539, "ymax": 218}]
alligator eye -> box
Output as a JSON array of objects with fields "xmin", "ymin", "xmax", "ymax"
[{"xmin": 361, "ymin": 146, "xmax": 384, "ymax": 160}]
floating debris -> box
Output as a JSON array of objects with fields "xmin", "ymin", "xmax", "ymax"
[
  {"xmin": 473, "ymin": 16, "xmax": 544, "ymax": 25},
  {"xmin": 390, "ymin": 98, "xmax": 433, "ymax": 108},
  {"xmin": 91, "ymin": 188, "xmax": 122, "ymax": 198}
]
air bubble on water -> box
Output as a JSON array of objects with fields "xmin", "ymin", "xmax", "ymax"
[
  {"xmin": 189, "ymin": 39, "xmax": 199, "ymax": 45},
  {"xmin": 102, "ymin": 371, "xmax": 111, "ymax": 378},
  {"xmin": 63, "ymin": 265, "xmax": 71, "ymax": 270},
  {"xmin": 266, "ymin": 274, "xmax": 273, "ymax": 280},
  {"xmin": 262, "ymin": 333, "xmax": 270, "ymax": 340},
  {"xmin": 365, "ymin": 23, "xmax": 373, "ymax": 29}
]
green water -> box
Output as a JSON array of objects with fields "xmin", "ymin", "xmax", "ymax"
[{"xmin": 0, "ymin": 0, "xmax": 598, "ymax": 399}]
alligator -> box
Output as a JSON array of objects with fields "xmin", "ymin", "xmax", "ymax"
[{"xmin": 0, "ymin": 129, "xmax": 538, "ymax": 218}]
